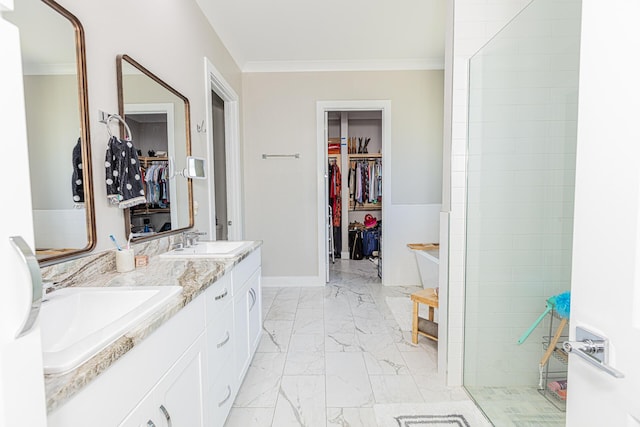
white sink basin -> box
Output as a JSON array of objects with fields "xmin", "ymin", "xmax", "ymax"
[
  {"xmin": 160, "ymin": 240, "xmax": 253, "ymax": 259},
  {"xmin": 40, "ymin": 286, "xmax": 182, "ymax": 374}
]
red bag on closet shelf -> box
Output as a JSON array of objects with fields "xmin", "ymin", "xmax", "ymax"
[{"xmin": 328, "ymin": 138, "xmax": 341, "ymax": 154}]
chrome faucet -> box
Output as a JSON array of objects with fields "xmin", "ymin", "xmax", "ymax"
[{"xmin": 182, "ymin": 230, "xmax": 207, "ymax": 248}]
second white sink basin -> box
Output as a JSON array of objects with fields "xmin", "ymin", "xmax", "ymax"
[
  {"xmin": 160, "ymin": 240, "xmax": 253, "ymax": 259},
  {"xmin": 40, "ymin": 286, "xmax": 182, "ymax": 374}
]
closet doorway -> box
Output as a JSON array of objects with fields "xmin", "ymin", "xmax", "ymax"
[
  {"xmin": 204, "ymin": 58, "xmax": 242, "ymax": 241},
  {"xmin": 317, "ymin": 101, "xmax": 391, "ymax": 284}
]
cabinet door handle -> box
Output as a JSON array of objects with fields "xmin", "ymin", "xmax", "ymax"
[
  {"xmin": 217, "ymin": 331, "xmax": 230, "ymax": 348},
  {"xmin": 146, "ymin": 421, "xmax": 156, "ymax": 427},
  {"xmin": 159, "ymin": 404, "xmax": 172, "ymax": 427},
  {"xmin": 218, "ymin": 385, "xmax": 232, "ymax": 407},
  {"xmin": 249, "ymin": 288, "xmax": 257, "ymax": 311},
  {"xmin": 214, "ymin": 288, "xmax": 228, "ymax": 301}
]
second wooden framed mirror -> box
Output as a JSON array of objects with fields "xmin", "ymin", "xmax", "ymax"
[{"xmin": 116, "ymin": 54, "xmax": 193, "ymax": 242}]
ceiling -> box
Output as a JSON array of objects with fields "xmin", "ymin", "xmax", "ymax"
[{"xmin": 195, "ymin": 0, "xmax": 446, "ymax": 72}]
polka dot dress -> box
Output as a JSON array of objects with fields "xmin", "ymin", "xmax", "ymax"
[{"xmin": 105, "ymin": 135, "xmax": 147, "ymax": 208}]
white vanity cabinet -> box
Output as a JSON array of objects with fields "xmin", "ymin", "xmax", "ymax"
[
  {"xmin": 47, "ymin": 247, "xmax": 262, "ymax": 427},
  {"xmin": 47, "ymin": 292, "xmax": 207, "ymax": 427},
  {"xmin": 232, "ymin": 249, "xmax": 262, "ymax": 382},
  {"xmin": 119, "ymin": 332, "xmax": 206, "ymax": 427},
  {"xmin": 209, "ymin": 248, "xmax": 263, "ymax": 425}
]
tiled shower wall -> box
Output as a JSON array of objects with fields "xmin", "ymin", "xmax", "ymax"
[
  {"xmin": 445, "ymin": 0, "xmax": 533, "ymax": 386},
  {"xmin": 463, "ymin": 0, "xmax": 581, "ymax": 387}
]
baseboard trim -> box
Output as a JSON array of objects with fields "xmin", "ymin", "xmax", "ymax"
[{"xmin": 262, "ymin": 276, "xmax": 325, "ymax": 287}]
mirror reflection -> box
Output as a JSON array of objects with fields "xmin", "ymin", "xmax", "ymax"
[
  {"xmin": 5, "ymin": 0, "xmax": 95, "ymax": 263},
  {"xmin": 117, "ymin": 55, "xmax": 193, "ymax": 240}
]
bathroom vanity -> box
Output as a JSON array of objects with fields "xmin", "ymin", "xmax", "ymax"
[{"xmin": 45, "ymin": 241, "xmax": 262, "ymax": 427}]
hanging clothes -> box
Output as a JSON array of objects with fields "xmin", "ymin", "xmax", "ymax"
[
  {"xmin": 376, "ymin": 159, "xmax": 382, "ymax": 202},
  {"xmin": 368, "ymin": 161, "xmax": 375, "ymax": 203},
  {"xmin": 328, "ymin": 161, "xmax": 343, "ymax": 258},
  {"xmin": 105, "ymin": 135, "xmax": 146, "ymax": 209},
  {"xmin": 142, "ymin": 161, "xmax": 170, "ymax": 208},
  {"xmin": 350, "ymin": 158, "xmax": 382, "ymax": 208},
  {"xmin": 355, "ymin": 161, "xmax": 363, "ymax": 203},
  {"xmin": 329, "ymin": 162, "xmax": 341, "ymax": 227},
  {"xmin": 348, "ymin": 161, "xmax": 356, "ymax": 200}
]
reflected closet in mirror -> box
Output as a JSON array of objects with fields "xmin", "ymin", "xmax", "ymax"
[
  {"xmin": 5, "ymin": 0, "xmax": 95, "ymax": 265},
  {"xmin": 116, "ymin": 54, "xmax": 193, "ymax": 242}
]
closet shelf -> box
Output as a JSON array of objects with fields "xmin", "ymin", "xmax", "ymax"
[
  {"xmin": 131, "ymin": 208, "xmax": 170, "ymax": 215},
  {"xmin": 348, "ymin": 153, "xmax": 381, "ymax": 159},
  {"xmin": 350, "ymin": 204, "xmax": 381, "ymax": 212},
  {"xmin": 139, "ymin": 156, "xmax": 168, "ymax": 162}
]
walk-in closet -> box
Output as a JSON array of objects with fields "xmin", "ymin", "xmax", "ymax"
[
  {"xmin": 327, "ymin": 111, "xmax": 382, "ymax": 281},
  {"xmin": 124, "ymin": 113, "xmax": 173, "ymax": 235}
]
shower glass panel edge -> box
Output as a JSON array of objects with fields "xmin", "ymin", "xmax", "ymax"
[{"xmin": 462, "ymin": 0, "xmax": 582, "ymax": 424}]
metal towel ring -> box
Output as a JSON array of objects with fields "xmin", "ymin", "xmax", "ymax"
[{"xmin": 106, "ymin": 114, "xmax": 133, "ymax": 141}]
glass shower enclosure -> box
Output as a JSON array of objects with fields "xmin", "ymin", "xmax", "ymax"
[{"xmin": 463, "ymin": 0, "xmax": 582, "ymax": 425}]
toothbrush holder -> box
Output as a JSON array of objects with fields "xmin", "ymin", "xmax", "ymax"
[{"xmin": 115, "ymin": 248, "xmax": 135, "ymax": 273}]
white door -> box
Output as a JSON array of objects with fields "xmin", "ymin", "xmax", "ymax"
[
  {"xmin": 0, "ymin": 9, "xmax": 47, "ymax": 427},
  {"xmin": 566, "ymin": 1, "xmax": 640, "ymax": 424}
]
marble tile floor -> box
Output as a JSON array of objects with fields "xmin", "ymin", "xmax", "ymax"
[
  {"xmin": 224, "ymin": 259, "xmax": 471, "ymax": 427},
  {"xmin": 465, "ymin": 386, "xmax": 566, "ymax": 427}
]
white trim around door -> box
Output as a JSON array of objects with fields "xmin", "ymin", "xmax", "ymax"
[
  {"xmin": 204, "ymin": 57, "xmax": 242, "ymax": 240},
  {"xmin": 316, "ymin": 100, "xmax": 391, "ymax": 285}
]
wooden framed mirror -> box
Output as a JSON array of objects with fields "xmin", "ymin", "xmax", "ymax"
[
  {"xmin": 116, "ymin": 54, "xmax": 193, "ymax": 242},
  {"xmin": 5, "ymin": 0, "xmax": 96, "ymax": 265}
]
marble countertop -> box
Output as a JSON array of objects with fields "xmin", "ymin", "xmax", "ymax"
[{"xmin": 43, "ymin": 240, "xmax": 262, "ymax": 413}]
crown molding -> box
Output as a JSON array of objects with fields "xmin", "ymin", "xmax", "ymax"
[{"xmin": 242, "ymin": 57, "xmax": 445, "ymax": 73}]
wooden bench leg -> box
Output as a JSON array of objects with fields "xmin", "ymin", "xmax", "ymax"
[{"xmin": 412, "ymin": 300, "xmax": 419, "ymax": 344}]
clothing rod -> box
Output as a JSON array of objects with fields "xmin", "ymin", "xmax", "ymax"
[{"xmin": 262, "ymin": 153, "xmax": 300, "ymax": 159}]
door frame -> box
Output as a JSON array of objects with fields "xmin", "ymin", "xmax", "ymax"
[
  {"xmin": 124, "ymin": 103, "xmax": 177, "ymax": 228},
  {"xmin": 315, "ymin": 100, "xmax": 391, "ymax": 284},
  {"xmin": 204, "ymin": 58, "xmax": 242, "ymax": 240}
]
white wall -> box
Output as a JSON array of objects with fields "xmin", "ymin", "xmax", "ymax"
[
  {"xmin": 242, "ymin": 71, "xmax": 443, "ymax": 284},
  {"xmin": 23, "ymin": 74, "xmax": 79, "ymax": 209},
  {"xmin": 51, "ymin": 0, "xmax": 242, "ymax": 252}
]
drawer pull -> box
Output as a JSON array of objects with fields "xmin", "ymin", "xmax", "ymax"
[
  {"xmin": 217, "ymin": 331, "xmax": 231, "ymax": 348},
  {"xmin": 218, "ymin": 385, "xmax": 232, "ymax": 407},
  {"xmin": 159, "ymin": 405, "xmax": 172, "ymax": 427},
  {"xmin": 214, "ymin": 288, "xmax": 228, "ymax": 301},
  {"xmin": 146, "ymin": 421, "xmax": 156, "ymax": 427}
]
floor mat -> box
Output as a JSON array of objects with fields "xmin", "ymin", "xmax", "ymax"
[{"xmin": 374, "ymin": 401, "xmax": 492, "ymax": 427}]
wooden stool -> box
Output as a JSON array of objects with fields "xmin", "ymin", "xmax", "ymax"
[{"xmin": 411, "ymin": 288, "xmax": 439, "ymax": 344}]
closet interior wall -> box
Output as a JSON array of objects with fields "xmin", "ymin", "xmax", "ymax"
[{"xmin": 327, "ymin": 111, "xmax": 382, "ymax": 264}]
